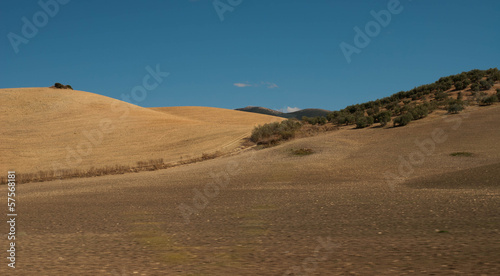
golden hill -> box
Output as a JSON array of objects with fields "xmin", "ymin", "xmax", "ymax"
[{"xmin": 0, "ymin": 87, "xmax": 283, "ymax": 175}]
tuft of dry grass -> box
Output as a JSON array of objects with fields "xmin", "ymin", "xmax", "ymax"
[
  {"xmin": 450, "ymin": 152, "xmax": 473, "ymax": 157},
  {"xmin": 290, "ymin": 148, "xmax": 314, "ymax": 156}
]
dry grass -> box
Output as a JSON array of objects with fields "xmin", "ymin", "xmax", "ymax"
[
  {"xmin": 0, "ymin": 151, "xmax": 224, "ymax": 185},
  {"xmin": 0, "ymin": 88, "xmax": 283, "ymax": 176},
  {"xmin": 290, "ymin": 148, "xmax": 314, "ymax": 156}
]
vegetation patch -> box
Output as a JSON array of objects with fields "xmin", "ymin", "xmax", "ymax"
[
  {"xmin": 250, "ymin": 119, "xmax": 302, "ymax": 145},
  {"xmin": 50, "ymin": 82, "xmax": 73, "ymax": 90},
  {"xmin": 290, "ymin": 148, "xmax": 314, "ymax": 156},
  {"xmin": 450, "ymin": 152, "xmax": 473, "ymax": 157}
]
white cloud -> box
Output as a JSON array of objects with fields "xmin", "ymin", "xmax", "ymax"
[
  {"xmin": 234, "ymin": 81, "xmax": 279, "ymax": 89},
  {"xmin": 233, "ymin": 83, "xmax": 251, "ymax": 88},
  {"xmin": 278, "ymin": 106, "xmax": 301, "ymax": 113},
  {"xmin": 263, "ymin": 82, "xmax": 278, "ymax": 89}
]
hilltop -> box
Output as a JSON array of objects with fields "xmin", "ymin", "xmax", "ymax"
[{"xmin": 0, "ymin": 88, "xmax": 283, "ymax": 180}]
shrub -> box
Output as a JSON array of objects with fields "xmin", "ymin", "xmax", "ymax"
[
  {"xmin": 480, "ymin": 95, "xmax": 499, "ymax": 106},
  {"xmin": 450, "ymin": 152, "xmax": 473, "ymax": 157},
  {"xmin": 479, "ymin": 80, "xmax": 492, "ymax": 91},
  {"xmin": 290, "ymin": 148, "xmax": 314, "ymax": 156},
  {"xmin": 302, "ymin": 116, "xmax": 327, "ymax": 125},
  {"xmin": 447, "ymin": 102, "xmax": 464, "ymax": 114},
  {"xmin": 435, "ymin": 91, "xmax": 448, "ymax": 101},
  {"xmin": 393, "ymin": 113, "xmax": 413, "ymax": 127},
  {"xmin": 250, "ymin": 119, "xmax": 302, "ymax": 145},
  {"xmin": 375, "ymin": 111, "xmax": 392, "ymax": 126},
  {"xmin": 355, "ymin": 116, "xmax": 373, "ymax": 128},
  {"xmin": 470, "ymin": 83, "xmax": 480, "ymax": 92},
  {"xmin": 52, "ymin": 82, "xmax": 73, "ymax": 89},
  {"xmin": 345, "ymin": 115, "xmax": 356, "ymax": 125},
  {"xmin": 408, "ymin": 105, "xmax": 429, "ymax": 120},
  {"xmin": 454, "ymin": 80, "xmax": 469, "ymax": 90}
]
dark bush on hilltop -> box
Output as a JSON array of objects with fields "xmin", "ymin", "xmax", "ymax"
[
  {"xmin": 393, "ymin": 113, "xmax": 413, "ymax": 127},
  {"xmin": 447, "ymin": 101, "xmax": 465, "ymax": 114},
  {"xmin": 251, "ymin": 119, "xmax": 302, "ymax": 145},
  {"xmin": 480, "ymin": 95, "xmax": 499, "ymax": 106},
  {"xmin": 52, "ymin": 83, "xmax": 73, "ymax": 90}
]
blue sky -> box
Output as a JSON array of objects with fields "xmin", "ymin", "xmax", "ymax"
[{"xmin": 1, "ymin": 0, "xmax": 499, "ymax": 112}]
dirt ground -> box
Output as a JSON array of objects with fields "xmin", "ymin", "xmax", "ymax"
[{"xmin": 1, "ymin": 105, "xmax": 499, "ymax": 275}]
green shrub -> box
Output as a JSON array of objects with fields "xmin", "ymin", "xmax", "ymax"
[
  {"xmin": 290, "ymin": 148, "xmax": 314, "ymax": 156},
  {"xmin": 408, "ymin": 105, "xmax": 429, "ymax": 120},
  {"xmin": 393, "ymin": 113, "xmax": 413, "ymax": 127},
  {"xmin": 480, "ymin": 95, "xmax": 499, "ymax": 106},
  {"xmin": 470, "ymin": 83, "xmax": 480, "ymax": 92},
  {"xmin": 251, "ymin": 119, "xmax": 302, "ymax": 144},
  {"xmin": 302, "ymin": 116, "xmax": 327, "ymax": 125},
  {"xmin": 355, "ymin": 116, "xmax": 374, "ymax": 128},
  {"xmin": 375, "ymin": 111, "xmax": 392, "ymax": 126},
  {"xmin": 479, "ymin": 80, "xmax": 492, "ymax": 91},
  {"xmin": 435, "ymin": 91, "xmax": 448, "ymax": 101},
  {"xmin": 454, "ymin": 80, "xmax": 469, "ymax": 90},
  {"xmin": 447, "ymin": 102, "xmax": 464, "ymax": 114}
]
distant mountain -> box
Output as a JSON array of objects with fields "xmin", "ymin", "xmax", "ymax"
[
  {"xmin": 288, "ymin": 108, "xmax": 332, "ymax": 119},
  {"xmin": 235, "ymin": 106, "xmax": 331, "ymax": 119},
  {"xmin": 235, "ymin": 106, "xmax": 286, "ymax": 117}
]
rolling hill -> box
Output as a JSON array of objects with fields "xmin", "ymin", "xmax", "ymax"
[{"xmin": 0, "ymin": 88, "xmax": 284, "ymax": 176}]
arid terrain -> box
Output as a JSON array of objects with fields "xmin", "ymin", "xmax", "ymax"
[
  {"xmin": 1, "ymin": 96, "xmax": 499, "ymax": 275},
  {"xmin": 0, "ymin": 88, "xmax": 283, "ymax": 176}
]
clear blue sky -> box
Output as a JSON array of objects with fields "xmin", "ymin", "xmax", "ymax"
[{"xmin": 1, "ymin": 0, "xmax": 499, "ymax": 112}]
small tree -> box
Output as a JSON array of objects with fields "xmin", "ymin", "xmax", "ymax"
[
  {"xmin": 470, "ymin": 83, "xmax": 480, "ymax": 92},
  {"xmin": 356, "ymin": 116, "xmax": 369, "ymax": 128},
  {"xmin": 375, "ymin": 111, "xmax": 392, "ymax": 127},
  {"xmin": 480, "ymin": 95, "xmax": 499, "ymax": 106},
  {"xmin": 479, "ymin": 80, "xmax": 492, "ymax": 91},
  {"xmin": 393, "ymin": 113, "xmax": 413, "ymax": 127},
  {"xmin": 355, "ymin": 116, "xmax": 374, "ymax": 129},
  {"xmin": 447, "ymin": 102, "xmax": 464, "ymax": 114}
]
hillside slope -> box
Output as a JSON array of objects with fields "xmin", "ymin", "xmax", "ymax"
[
  {"xmin": 0, "ymin": 88, "xmax": 283, "ymax": 174},
  {"xmin": 5, "ymin": 104, "xmax": 500, "ymax": 275}
]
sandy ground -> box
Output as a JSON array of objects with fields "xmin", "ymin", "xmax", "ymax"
[{"xmin": 1, "ymin": 104, "xmax": 499, "ymax": 275}]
